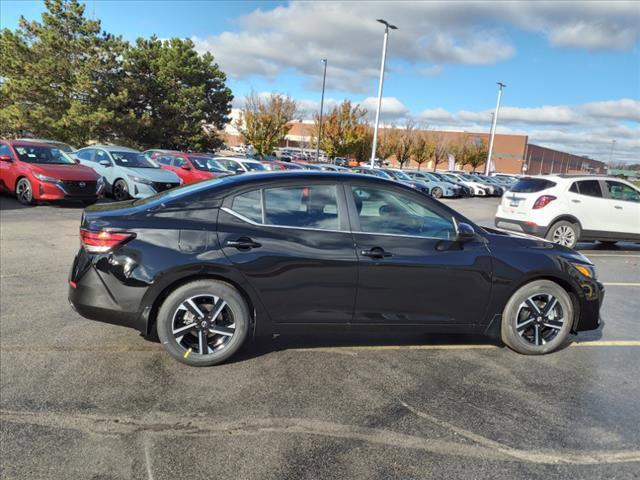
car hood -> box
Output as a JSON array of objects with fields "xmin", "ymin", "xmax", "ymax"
[
  {"xmin": 120, "ymin": 167, "xmax": 180, "ymax": 183},
  {"xmin": 31, "ymin": 164, "xmax": 98, "ymax": 181}
]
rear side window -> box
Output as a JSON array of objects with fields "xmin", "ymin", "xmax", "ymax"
[
  {"xmin": 231, "ymin": 190, "xmax": 262, "ymax": 223},
  {"xmin": 265, "ymin": 185, "xmax": 339, "ymax": 229},
  {"xmin": 156, "ymin": 155, "xmax": 173, "ymax": 165},
  {"xmin": 575, "ymin": 180, "xmax": 602, "ymax": 198},
  {"xmin": 77, "ymin": 149, "xmax": 94, "ymax": 161},
  {"xmin": 510, "ymin": 178, "xmax": 556, "ymax": 193}
]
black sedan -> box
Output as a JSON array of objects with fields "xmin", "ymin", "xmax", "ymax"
[{"xmin": 69, "ymin": 171, "xmax": 604, "ymax": 366}]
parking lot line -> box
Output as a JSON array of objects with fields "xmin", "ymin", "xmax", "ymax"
[
  {"xmin": 583, "ymin": 254, "xmax": 640, "ymax": 258},
  {"xmin": 602, "ymin": 282, "xmax": 640, "ymax": 287}
]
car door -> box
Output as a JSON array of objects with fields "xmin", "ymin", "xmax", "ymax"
[
  {"xmin": 91, "ymin": 149, "xmax": 117, "ymax": 186},
  {"xmin": 566, "ymin": 180, "xmax": 609, "ymax": 232},
  {"xmin": 602, "ymin": 180, "xmax": 640, "ymax": 236},
  {"xmin": 346, "ymin": 182, "xmax": 493, "ymax": 326},
  {"xmin": 0, "ymin": 143, "xmax": 17, "ymax": 193},
  {"xmin": 217, "ymin": 180, "xmax": 357, "ymax": 324},
  {"xmin": 172, "ymin": 155, "xmax": 198, "ymax": 183}
]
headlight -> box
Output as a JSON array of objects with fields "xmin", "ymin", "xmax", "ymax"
[
  {"xmin": 33, "ymin": 172, "xmax": 62, "ymax": 184},
  {"xmin": 571, "ymin": 262, "xmax": 596, "ymax": 279},
  {"xmin": 96, "ymin": 176, "xmax": 105, "ymax": 192},
  {"xmin": 127, "ymin": 175, "xmax": 153, "ymax": 185}
]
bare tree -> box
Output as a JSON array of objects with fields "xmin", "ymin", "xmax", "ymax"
[{"xmin": 236, "ymin": 92, "xmax": 297, "ymax": 157}]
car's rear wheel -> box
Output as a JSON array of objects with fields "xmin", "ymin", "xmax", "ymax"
[
  {"xmin": 16, "ymin": 178, "xmax": 34, "ymax": 205},
  {"xmin": 157, "ymin": 279, "xmax": 250, "ymax": 366},
  {"xmin": 546, "ymin": 220, "xmax": 580, "ymax": 249},
  {"xmin": 431, "ymin": 187, "xmax": 443, "ymax": 198},
  {"xmin": 112, "ymin": 179, "xmax": 130, "ymax": 201},
  {"xmin": 501, "ymin": 280, "xmax": 573, "ymax": 355}
]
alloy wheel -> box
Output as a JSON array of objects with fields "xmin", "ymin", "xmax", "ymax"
[
  {"xmin": 16, "ymin": 179, "xmax": 33, "ymax": 204},
  {"xmin": 432, "ymin": 187, "xmax": 443, "ymax": 198},
  {"xmin": 515, "ymin": 294, "xmax": 564, "ymax": 346},
  {"xmin": 171, "ymin": 294, "xmax": 236, "ymax": 356},
  {"xmin": 113, "ymin": 180, "xmax": 129, "ymax": 201},
  {"xmin": 552, "ymin": 225, "xmax": 575, "ymax": 247}
]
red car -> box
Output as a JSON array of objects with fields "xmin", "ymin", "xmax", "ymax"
[
  {"xmin": 152, "ymin": 151, "xmax": 231, "ymax": 184},
  {"xmin": 0, "ymin": 139, "xmax": 104, "ymax": 205},
  {"xmin": 261, "ymin": 160, "xmax": 304, "ymax": 171}
]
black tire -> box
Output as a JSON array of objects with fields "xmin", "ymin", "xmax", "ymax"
[
  {"xmin": 431, "ymin": 187, "xmax": 443, "ymax": 199},
  {"xmin": 157, "ymin": 279, "xmax": 250, "ymax": 366},
  {"xmin": 15, "ymin": 178, "xmax": 34, "ymax": 205},
  {"xmin": 545, "ymin": 220, "xmax": 580, "ymax": 249},
  {"xmin": 501, "ymin": 280, "xmax": 573, "ymax": 355},
  {"xmin": 599, "ymin": 241, "xmax": 618, "ymax": 247},
  {"xmin": 81, "ymin": 199, "xmax": 97, "ymax": 207},
  {"xmin": 112, "ymin": 179, "xmax": 130, "ymax": 201}
]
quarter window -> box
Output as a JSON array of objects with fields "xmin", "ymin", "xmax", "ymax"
[
  {"xmin": 351, "ymin": 186, "xmax": 455, "ymax": 239},
  {"xmin": 231, "ymin": 190, "xmax": 263, "ymax": 223},
  {"xmin": 575, "ymin": 180, "xmax": 602, "ymax": 198},
  {"xmin": 605, "ymin": 181, "xmax": 640, "ymax": 203},
  {"xmin": 265, "ymin": 185, "xmax": 339, "ymax": 229}
]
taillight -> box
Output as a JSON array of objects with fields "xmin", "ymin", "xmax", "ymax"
[
  {"xmin": 80, "ymin": 228, "xmax": 134, "ymax": 253},
  {"xmin": 532, "ymin": 195, "xmax": 557, "ymax": 209}
]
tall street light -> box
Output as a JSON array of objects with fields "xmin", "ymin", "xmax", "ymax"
[
  {"xmin": 370, "ymin": 19, "xmax": 397, "ymax": 168},
  {"xmin": 485, "ymin": 82, "xmax": 506, "ymax": 175},
  {"xmin": 315, "ymin": 58, "xmax": 328, "ymax": 162}
]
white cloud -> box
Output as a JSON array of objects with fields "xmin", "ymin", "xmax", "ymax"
[
  {"xmin": 193, "ymin": 1, "xmax": 640, "ymax": 93},
  {"xmin": 417, "ymin": 65, "xmax": 444, "ymax": 77}
]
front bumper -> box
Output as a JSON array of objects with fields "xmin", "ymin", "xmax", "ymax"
[
  {"xmin": 495, "ymin": 216, "xmax": 548, "ymax": 237},
  {"xmin": 574, "ymin": 280, "xmax": 605, "ymax": 332},
  {"xmin": 34, "ymin": 180, "xmax": 102, "ymax": 201}
]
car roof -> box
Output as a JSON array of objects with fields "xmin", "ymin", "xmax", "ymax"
[
  {"xmin": 526, "ymin": 174, "xmax": 612, "ymax": 182},
  {"xmin": 5, "ymin": 139, "xmax": 59, "ymax": 147},
  {"xmin": 83, "ymin": 145, "xmax": 140, "ymax": 153}
]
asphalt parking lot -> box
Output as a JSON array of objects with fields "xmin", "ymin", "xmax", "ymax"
[{"xmin": 1, "ymin": 194, "xmax": 639, "ymax": 479}]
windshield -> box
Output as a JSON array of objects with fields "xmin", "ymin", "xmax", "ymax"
[
  {"xmin": 111, "ymin": 151, "xmax": 157, "ymax": 168},
  {"xmin": 14, "ymin": 145, "xmax": 76, "ymax": 165},
  {"xmin": 133, "ymin": 177, "xmax": 227, "ymax": 206},
  {"xmin": 460, "ymin": 174, "xmax": 477, "ymax": 181},
  {"xmin": 242, "ymin": 161, "xmax": 267, "ymax": 171},
  {"xmin": 443, "ymin": 174, "xmax": 459, "ymax": 182},
  {"xmin": 422, "ymin": 172, "xmax": 439, "ymax": 182},
  {"xmin": 389, "ymin": 170, "xmax": 411, "ymax": 181},
  {"xmin": 190, "ymin": 156, "xmax": 227, "ymax": 172}
]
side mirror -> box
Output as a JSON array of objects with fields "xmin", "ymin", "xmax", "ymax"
[
  {"xmin": 0, "ymin": 155, "xmax": 13, "ymax": 162},
  {"xmin": 181, "ymin": 164, "xmax": 191, "ymax": 170},
  {"xmin": 99, "ymin": 160, "xmax": 111, "ymax": 167},
  {"xmin": 456, "ymin": 222, "xmax": 476, "ymax": 242}
]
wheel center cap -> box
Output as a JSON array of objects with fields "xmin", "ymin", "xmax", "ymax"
[
  {"xmin": 201, "ymin": 320, "xmax": 208, "ymax": 328},
  {"xmin": 536, "ymin": 316, "xmax": 543, "ymax": 322}
]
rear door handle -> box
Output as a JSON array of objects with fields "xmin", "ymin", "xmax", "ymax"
[
  {"xmin": 571, "ymin": 199, "xmax": 581, "ymax": 203},
  {"xmin": 614, "ymin": 205, "xmax": 623, "ymax": 210},
  {"xmin": 226, "ymin": 237, "xmax": 262, "ymax": 250},
  {"xmin": 361, "ymin": 247, "xmax": 392, "ymax": 259}
]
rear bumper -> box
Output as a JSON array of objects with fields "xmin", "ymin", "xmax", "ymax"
[{"xmin": 495, "ymin": 216, "xmax": 548, "ymax": 237}]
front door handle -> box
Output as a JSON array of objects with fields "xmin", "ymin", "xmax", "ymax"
[
  {"xmin": 614, "ymin": 205, "xmax": 623, "ymax": 210},
  {"xmin": 226, "ymin": 237, "xmax": 262, "ymax": 250},
  {"xmin": 361, "ymin": 247, "xmax": 392, "ymax": 259},
  {"xmin": 571, "ymin": 199, "xmax": 581, "ymax": 203}
]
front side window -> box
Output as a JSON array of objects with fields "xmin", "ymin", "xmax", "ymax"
[
  {"xmin": 576, "ymin": 180, "xmax": 602, "ymax": 198},
  {"xmin": 156, "ymin": 155, "xmax": 173, "ymax": 165},
  {"xmin": 606, "ymin": 181, "xmax": 640, "ymax": 203},
  {"xmin": 217, "ymin": 159, "xmax": 244, "ymax": 173},
  {"xmin": 265, "ymin": 185, "xmax": 339, "ymax": 229},
  {"xmin": 173, "ymin": 156, "xmax": 189, "ymax": 168},
  {"xmin": 351, "ymin": 185, "xmax": 455, "ymax": 239},
  {"xmin": 13, "ymin": 145, "xmax": 75, "ymax": 165},
  {"xmin": 242, "ymin": 161, "xmax": 267, "ymax": 172}
]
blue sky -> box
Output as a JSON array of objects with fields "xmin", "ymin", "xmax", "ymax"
[{"xmin": 2, "ymin": 1, "xmax": 639, "ymax": 162}]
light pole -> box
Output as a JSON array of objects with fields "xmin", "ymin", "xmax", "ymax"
[
  {"xmin": 609, "ymin": 139, "xmax": 616, "ymax": 163},
  {"xmin": 485, "ymin": 82, "xmax": 506, "ymax": 175},
  {"xmin": 315, "ymin": 59, "xmax": 328, "ymax": 163},
  {"xmin": 370, "ymin": 19, "xmax": 397, "ymax": 168}
]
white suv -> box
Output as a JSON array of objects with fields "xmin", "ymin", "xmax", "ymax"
[{"xmin": 495, "ymin": 175, "xmax": 640, "ymax": 248}]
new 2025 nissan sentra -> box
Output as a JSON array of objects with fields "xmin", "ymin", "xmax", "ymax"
[{"xmin": 69, "ymin": 171, "xmax": 604, "ymax": 366}]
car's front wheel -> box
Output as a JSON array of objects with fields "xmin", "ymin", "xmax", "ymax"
[
  {"xmin": 112, "ymin": 179, "xmax": 130, "ymax": 201},
  {"xmin": 16, "ymin": 178, "xmax": 34, "ymax": 205},
  {"xmin": 501, "ymin": 280, "xmax": 574, "ymax": 355},
  {"xmin": 431, "ymin": 187, "xmax": 443, "ymax": 198},
  {"xmin": 546, "ymin": 220, "xmax": 580, "ymax": 249},
  {"xmin": 157, "ymin": 279, "xmax": 250, "ymax": 366}
]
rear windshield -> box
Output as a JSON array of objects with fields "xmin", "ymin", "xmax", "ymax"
[{"xmin": 510, "ymin": 178, "xmax": 556, "ymax": 193}]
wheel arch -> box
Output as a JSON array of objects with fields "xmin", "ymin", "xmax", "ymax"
[
  {"xmin": 545, "ymin": 215, "xmax": 582, "ymax": 237},
  {"xmin": 144, "ymin": 271, "xmax": 263, "ymax": 340},
  {"xmin": 506, "ymin": 273, "xmax": 582, "ymax": 332}
]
